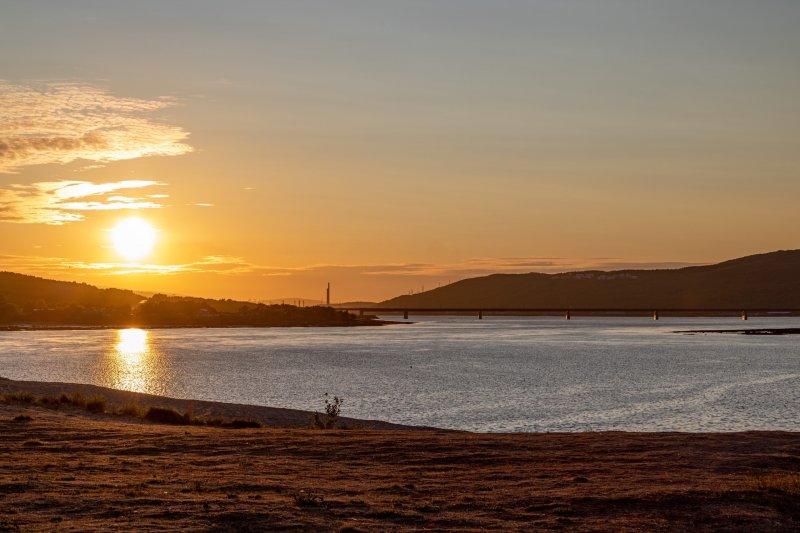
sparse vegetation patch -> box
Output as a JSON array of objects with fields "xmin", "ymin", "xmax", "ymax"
[
  {"xmin": 144, "ymin": 406, "xmax": 191, "ymax": 425},
  {"xmin": 0, "ymin": 392, "xmax": 263, "ymax": 429},
  {"xmin": 312, "ymin": 393, "xmax": 344, "ymax": 429},
  {"xmin": 294, "ymin": 490, "xmax": 324, "ymax": 507}
]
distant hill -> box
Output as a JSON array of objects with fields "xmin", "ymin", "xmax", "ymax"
[
  {"xmin": 0, "ymin": 271, "xmax": 376, "ymax": 327},
  {"xmin": 134, "ymin": 294, "xmax": 365, "ymax": 327},
  {"xmin": 380, "ymin": 250, "xmax": 800, "ymax": 310},
  {"xmin": 0, "ymin": 271, "xmax": 143, "ymax": 309},
  {"xmin": 0, "ymin": 271, "xmax": 144, "ymax": 325},
  {"xmin": 332, "ymin": 302, "xmax": 377, "ymax": 309}
]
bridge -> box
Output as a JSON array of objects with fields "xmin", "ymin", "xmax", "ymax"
[{"xmin": 338, "ymin": 308, "xmax": 800, "ymax": 321}]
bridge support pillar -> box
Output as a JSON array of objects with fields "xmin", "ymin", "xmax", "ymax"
[
  {"xmin": 478, "ymin": 310, "xmax": 483, "ymax": 320},
  {"xmin": 742, "ymin": 310, "xmax": 748, "ymax": 321},
  {"xmin": 653, "ymin": 310, "xmax": 659, "ymax": 321},
  {"xmin": 565, "ymin": 310, "xmax": 571, "ymax": 320},
  {"xmin": 403, "ymin": 310, "xmax": 409, "ymax": 320}
]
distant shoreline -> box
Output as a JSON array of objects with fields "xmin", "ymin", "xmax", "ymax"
[
  {"xmin": 676, "ymin": 328, "xmax": 800, "ymax": 335},
  {"xmin": 0, "ymin": 320, "xmax": 409, "ymax": 332}
]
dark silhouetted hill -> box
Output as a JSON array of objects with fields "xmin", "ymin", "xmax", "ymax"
[
  {"xmin": 0, "ymin": 272, "xmax": 143, "ymax": 324},
  {"xmin": 380, "ymin": 250, "xmax": 800, "ymax": 309},
  {"xmin": 134, "ymin": 294, "xmax": 365, "ymax": 327},
  {"xmin": 0, "ymin": 272, "xmax": 379, "ymax": 327},
  {"xmin": 0, "ymin": 272, "xmax": 143, "ymax": 308},
  {"xmin": 332, "ymin": 301, "xmax": 377, "ymax": 309}
]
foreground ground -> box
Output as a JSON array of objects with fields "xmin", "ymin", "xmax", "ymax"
[{"xmin": 1, "ymin": 403, "xmax": 798, "ymax": 532}]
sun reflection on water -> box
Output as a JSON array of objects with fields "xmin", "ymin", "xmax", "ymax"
[
  {"xmin": 117, "ymin": 328, "xmax": 148, "ymax": 359},
  {"xmin": 111, "ymin": 328, "xmax": 153, "ymax": 393}
]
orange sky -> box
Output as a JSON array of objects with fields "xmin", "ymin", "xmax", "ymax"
[{"xmin": 2, "ymin": 2, "xmax": 799, "ymax": 302}]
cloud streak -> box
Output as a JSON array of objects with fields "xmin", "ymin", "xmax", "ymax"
[
  {"xmin": 0, "ymin": 254, "xmax": 254, "ymax": 277},
  {"xmin": 0, "ymin": 180, "xmax": 165, "ymax": 224},
  {"xmin": 243, "ymin": 258, "xmax": 699, "ymax": 279},
  {"xmin": 0, "ymin": 81, "xmax": 192, "ymax": 172},
  {"xmin": 0, "ymin": 251, "xmax": 702, "ymax": 281}
]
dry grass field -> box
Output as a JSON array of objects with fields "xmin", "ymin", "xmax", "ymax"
[{"xmin": 1, "ymin": 393, "xmax": 798, "ymax": 532}]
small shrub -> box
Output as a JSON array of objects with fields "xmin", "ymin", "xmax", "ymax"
[
  {"xmin": 117, "ymin": 403, "xmax": 143, "ymax": 417},
  {"xmin": 198, "ymin": 416, "xmax": 262, "ymax": 429},
  {"xmin": 294, "ymin": 490, "xmax": 323, "ymax": 507},
  {"xmin": 312, "ymin": 393, "xmax": 344, "ymax": 429},
  {"xmin": 59, "ymin": 392, "xmax": 86, "ymax": 408},
  {"xmin": 12, "ymin": 415, "xmax": 32, "ymax": 423},
  {"xmin": 144, "ymin": 406, "xmax": 190, "ymax": 425},
  {"xmin": 37, "ymin": 396, "xmax": 61, "ymax": 409},
  {"xmin": 85, "ymin": 397, "xmax": 106, "ymax": 414},
  {"xmin": 222, "ymin": 419, "xmax": 262, "ymax": 429},
  {"xmin": 2, "ymin": 392, "xmax": 35, "ymax": 405}
]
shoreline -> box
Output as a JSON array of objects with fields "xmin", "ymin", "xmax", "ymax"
[
  {"xmin": 676, "ymin": 327, "xmax": 800, "ymax": 335},
  {"xmin": 2, "ymin": 375, "xmax": 797, "ymax": 434},
  {"xmin": 0, "ymin": 320, "xmax": 409, "ymax": 332},
  {"xmin": 0, "ymin": 377, "xmax": 414, "ymax": 430}
]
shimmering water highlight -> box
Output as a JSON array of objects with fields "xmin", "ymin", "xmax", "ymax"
[{"xmin": 0, "ymin": 316, "xmax": 798, "ymax": 432}]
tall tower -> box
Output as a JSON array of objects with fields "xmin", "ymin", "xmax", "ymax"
[{"xmin": 326, "ymin": 283, "xmax": 330, "ymax": 306}]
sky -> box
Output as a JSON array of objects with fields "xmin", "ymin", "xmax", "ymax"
[{"xmin": 1, "ymin": 0, "xmax": 799, "ymax": 302}]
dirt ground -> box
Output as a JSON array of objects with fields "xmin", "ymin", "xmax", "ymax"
[{"xmin": 1, "ymin": 401, "xmax": 798, "ymax": 532}]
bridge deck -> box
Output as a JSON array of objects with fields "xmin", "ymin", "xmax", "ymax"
[{"xmin": 341, "ymin": 308, "xmax": 800, "ymax": 313}]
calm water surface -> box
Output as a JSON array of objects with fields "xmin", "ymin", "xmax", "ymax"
[{"xmin": 1, "ymin": 316, "xmax": 798, "ymax": 432}]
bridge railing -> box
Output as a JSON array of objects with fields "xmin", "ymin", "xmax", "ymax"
[{"xmin": 338, "ymin": 308, "xmax": 800, "ymax": 321}]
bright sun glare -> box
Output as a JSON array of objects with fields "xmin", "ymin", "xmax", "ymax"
[
  {"xmin": 117, "ymin": 328, "xmax": 148, "ymax": 358},
  {"xmin": 111, "ymin": 218, "xmax": 157, "ymax": 261}
]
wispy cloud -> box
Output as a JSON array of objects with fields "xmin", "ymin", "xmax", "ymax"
[
  {"xmin": 349, "ymin": 258, "xmax": 700, "ymax": 277},
  {"xmin": 0, "ymin": 250, "xmax": 702, "ymax": 281},
  {"xmin": 58, "ymin": 262, "xmax": 188, "ymax": 275},
  {"xmin": 0, "ymin": 180, "xmax": 165, "ymax": 224},
  {"xmin": 215, "ymin": 257, "xmax": 700, "ymax": 280},
  {"xmin": 355, "ymin": 258, "xmax": 567, "ymax": 277},
  {"xmin": 0, "ymin": 80, "xmax": 192, "ymax": 173},
  {"xmin": 0, "ymin": 254, "xmax": 254, "ymax": 277},
  {"xmin": 55, "ymin": 255, "xmax": 254, "ymax": 276}
]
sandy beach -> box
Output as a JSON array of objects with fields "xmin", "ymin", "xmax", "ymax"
[
  {"xmin": 1, "ymin": 379, "xmax": 798, "ymax": 532},
  {"xmin": 0, "ymin": 378, "xmax": 409, "ymax": 431}
]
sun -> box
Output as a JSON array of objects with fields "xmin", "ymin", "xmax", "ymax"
[{"xmin": 110, "ymin": 217, "xmax": 157, "ymax": 261}]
